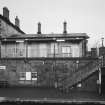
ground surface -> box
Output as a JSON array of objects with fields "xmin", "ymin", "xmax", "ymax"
[{"xmin": 0, "ymin": 87, "xmax": 105, "ymax": 104}]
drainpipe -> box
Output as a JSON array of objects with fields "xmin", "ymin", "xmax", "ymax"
[
  {"xmin": 25, "ymin": 39, "xmax": 28, "ymax": 59},
  {"xmin": 53, "ymin": 38, "xmax": 57, "ymax": 88},
  {"xmin": 98, "ymin": 67, "xmax": 101, "ymax": 95}
]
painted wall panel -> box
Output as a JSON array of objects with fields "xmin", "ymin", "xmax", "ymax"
[
  {"xmin": 1, "ymin": 45, "xmax": 6, "ymax": 57},
  {"xmin": 16, "ymin": 42, "xmax": 26, "ymax": 57},
  {"xmin": 39, "ymin": 44, "xmax": 47, "ymax": 57},
  {"xmin": 79, "ymin": 42, "xmax": 83, "ymax": 57},
  {"xmin": 28, "ymin": 43, "xmax": 39, "ymax": 57},
  {"xmin": 28, "ymin": 43, "xmax": 48, "ymax": 57},
  {"xmin": 72, "ymin": 44, "xmax": 79, "ymax": 57}
]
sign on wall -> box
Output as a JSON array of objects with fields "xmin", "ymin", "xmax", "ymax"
[
  {"xmin": 0, "ymin": 66, "xmax": 6, "ymax": 70},
  {"xmin": 26, "ymin": 72, "xmax": 31, "ymax": 80}
]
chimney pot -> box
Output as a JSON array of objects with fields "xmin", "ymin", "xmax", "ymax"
[
  {"xmin": 37, "ymin": 22, "xmax": 41, "ymax": 34},
  {"xmin": 3, "ymin": 7, "xmax": 9, "ymax": 20},
  {"xmin": 63, "ymin": 21, "xmax": 67, "ymax": 34},
  {"xmin": 15, "ymin": 16, "xmax": 20, "ymax": 28}
]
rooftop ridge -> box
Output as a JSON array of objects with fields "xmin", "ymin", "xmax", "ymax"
[{"xmin": 0, "ymin": 14, "xmax": 25, "ymax": 34}]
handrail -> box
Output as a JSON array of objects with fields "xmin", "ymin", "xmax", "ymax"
[{"xmin": 59, "ymin": 60, "xmax": 99, "ymax": 90}]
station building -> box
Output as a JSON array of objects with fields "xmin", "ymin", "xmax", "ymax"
[
  {"xmin": 1, "ymin": 22, "xmax": 88, "ymax": 58},
  {"xmin": 0, "ymin": 7, "xmax": 102, "ymax": 94},
  {"xmin": 0, "ymin": 21, "xmax": 101, "ymax": 93}
]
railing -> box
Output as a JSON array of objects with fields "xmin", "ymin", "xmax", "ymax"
[
  {"xmin": 0, "ymin": 56, "xmax": 100, "ymax": 88},
  {"xmin": 58, "ymin": 60, "xmax": 100, "ymax": 91}
]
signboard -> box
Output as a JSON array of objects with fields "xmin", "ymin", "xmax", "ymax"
[
  {"xmin": 26, "ymin": 72, "xmax": 31, "ymax": 80},
  {"xmin": 0, "ymin": 66, "xmax": 6, "ymax": 70}
]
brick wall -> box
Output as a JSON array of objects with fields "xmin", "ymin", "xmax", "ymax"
[{"xmin": 0, "ymin": 58, "xmax": 99, "ymax": 92}]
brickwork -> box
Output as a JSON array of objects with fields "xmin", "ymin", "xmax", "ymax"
[{"xmin": 0, "ymin": 58, "xmax": 99, "ymax": 92}]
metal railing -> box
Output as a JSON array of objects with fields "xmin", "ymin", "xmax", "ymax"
[{"xmin": 58, "ymin": 60, "xmax": 100, "ymax": 90}]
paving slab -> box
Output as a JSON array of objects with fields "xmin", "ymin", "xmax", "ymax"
[{"xmin": 0, "ymin": 87, "xmax": 104, "ymax": 104}]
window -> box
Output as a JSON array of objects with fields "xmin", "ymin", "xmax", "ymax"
[
  {"xmin": 31, "ymin": 72, "xmax": 37, "ymax": 80},
  {"xmin": 61, "ymin": 46, "xmax": 72, "ymax": 57},
  {"xmin": 62, "ymin": 46, "xmax": 71, "ymax": 53},
  {"xmin": 16, "ymin": 42, "xmax": 25, "ymax": 57},
  {"xmin": 19, "ymin": 72, "xmax": 25, "ymax": 80},
  {"xmin": 5, "ymin": 44, "xmax": 17, "ymax": 57},
  {"xmin": 19, "ymin": 72, "xmax": 37, "ymax": 81}
]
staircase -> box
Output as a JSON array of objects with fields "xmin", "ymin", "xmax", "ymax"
[{"xmin": 58, "ymin": 60, "xmax": 100, "ymax": 91}]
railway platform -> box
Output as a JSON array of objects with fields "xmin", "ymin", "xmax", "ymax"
[{"xmin": 0, "ymin": 87, "xmax": 104, "ymax": 104}]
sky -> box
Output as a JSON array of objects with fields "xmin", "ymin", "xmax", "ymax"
[{"xmin": 0, "ymin": 0, "xmax": 105, "ymax": 50}]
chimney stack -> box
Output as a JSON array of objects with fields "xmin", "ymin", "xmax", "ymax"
[
  {"xmin": 15, "ymin": 16, "xmax": 20, "ymax": 28},
  {"xmin": 3, "ymin": 7, "xmax": 9, "ymax": 20},
  {"xmin": 63, "ymin": 21, "xmax": 67, "ymax": 34},
  {"xmin": 37, "ymin": 22, "xmax": 41, "ymax": 34}
]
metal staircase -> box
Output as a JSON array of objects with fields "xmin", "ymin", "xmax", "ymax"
[{"xmin": 58, "ymin": 60, "xmax": 100, "ymax": 91}]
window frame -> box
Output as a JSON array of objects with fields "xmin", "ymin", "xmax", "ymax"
[
  {"xmin": 31, "ymin": 72, "xmax": 37, "ymax": 80},
  {"xmin": 61, "ymin": 46, "xmax": 72, "ymax": 54},
  {"xmin": 19, "ymin": 72, "xmax": 26, "ymax": 80}
]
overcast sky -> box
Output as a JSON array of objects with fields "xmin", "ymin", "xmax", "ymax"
[{"xmin": 0, "ymin": 0, "xmax": 105, "ymax": 50}]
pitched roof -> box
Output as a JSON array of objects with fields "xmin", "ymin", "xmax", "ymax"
[{"xmin": 0, "ymin": 14, "xmax": 25, "ymax": 34}]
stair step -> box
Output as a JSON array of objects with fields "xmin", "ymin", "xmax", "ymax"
[{"xmin": 58, "ymin": 60, "xmax": 99, "ymax": 91}]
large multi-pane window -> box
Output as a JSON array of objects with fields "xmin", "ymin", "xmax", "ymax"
[
  {"xmin": 61, "ymin": 46, "xmax": 72, "ymax": 57},
  {"xmin": 1, "ymin": 41, "xmax": 26, "ymax": 58}
]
